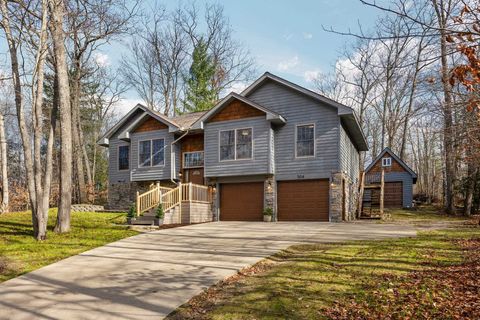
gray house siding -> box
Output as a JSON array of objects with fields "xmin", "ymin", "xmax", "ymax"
[
  {"xmin": 204, "ymin": 116, "xmax": 271, "ymax": 177},
  {"xmin": 365, "ymin": 172, "xmax": 414, "ymax": 208},
  {"xmin": 129, "ymin": 129, "xmax": 176, "ymax": 181},
  {"xmin": 339, "ymin": 123, "xmax": 360, "ymax": 183},
  {"xmin": 108, "ymin": 140, "xmax": 131, "ymax": 184},
  {"xmin": 247, "ymin": 81, "xmax": 340, "ymax": 180},
  {"xmin": 107, "ymin": 111, "xmax": 144, "ymax": 185}
]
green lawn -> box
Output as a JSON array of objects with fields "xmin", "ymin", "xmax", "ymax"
[
  {"xmin": 385, "ymin": 205, "xmax": 469, "ymax": 223},
  {"xmin": 0, "ymin": 210, "xmax": 139, "ymax": 282},
  {"xmin": 168, "ymin": 209, "xmax": 479, "ymax": 320}
]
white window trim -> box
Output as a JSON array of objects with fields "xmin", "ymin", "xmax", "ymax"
[
  {"xmin": 295, "ymin": 123, "xmax": 316, "ymax": 159},
  {"xmin": 183, "ymin": 151, "xmax": 205, "ymax": 169},
  {"xmin": 382, "ymin": 157, "xmax": 392, "ymax": 167},
  {"xmin": 218, "ymin": 127, "xmax": 254, "ymax": 162},
  {"xmin": 138, "ymin": 138, "xmax": 166, "ymax": 168},
  {"xmin": 117, "ymin": 144, "xmax": 130, "ymax": 172}
]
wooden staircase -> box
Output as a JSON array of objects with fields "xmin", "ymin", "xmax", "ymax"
[{"xmin": 133, "ymin": 182, "xmax": 211, "ymax": 225}]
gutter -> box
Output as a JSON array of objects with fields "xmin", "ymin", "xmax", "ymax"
[{"xmin": 170, "ymin": 128, "xmax": 189, "ymax": 185}]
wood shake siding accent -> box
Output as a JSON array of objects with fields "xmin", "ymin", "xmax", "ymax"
[
  {"xmin": 368, "ymin": 156, "xmax": 408, "ymax": 174},
  {"xmin": 209, "ymin": 99, "xmax": 265, "ymax": 122},
  {"xmin": 181, "ymin": 134, "xmax": 204, "ymax": 153},
  {"xmin": 133, "ymin": 116, "xmax": 168, "ymax": 133},
  {"xmin": 246, "ymin": 80, "xmax": 340, "ymax": 180},
  {"xmin": 339, "ymin": 124, "xmax": 360, "ymax": 182},
  {"xmin": 204, "ymin": 117, "xmax": 270, "ymax": 177}
]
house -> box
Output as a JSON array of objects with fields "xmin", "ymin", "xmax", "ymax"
[
  {"xmin": 98, "ymin": 72, "xmax": 368, "ymax": 222},
  {"xmin": 364, "ymin": 147, "xmax": 417, "ymax": 208}
]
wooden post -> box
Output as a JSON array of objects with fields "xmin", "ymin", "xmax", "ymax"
[
  {"xmin": 189, "ymin": 182, "xmax": 193, "ymax": 203},
  {"xmin": 380, "ymin": 169, "xmax": 385, "ymax": 217},
  {"xmin": 136, "ymin": 191, "xmax": 140, "ymax": 217},
  {"xmin": 157, "ymin": 182, "xmax": 160, "ymax": 204},
  {"xmin": 178, "ymin": 182, "xmax": 182, "ymax": 224},
  {"xmin": 357, "ymin": 171, "xmax": 365, "ymax": 219}
]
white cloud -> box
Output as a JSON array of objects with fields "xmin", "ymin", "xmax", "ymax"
[
  {"xmin": 94, "ymin": 53, "xmax": 110, "ymax": 67},
  {"xmin": 116, "ymin": 98, "xmax": 144, "ymax": 116},
  {"xmin": 303, "ymin": 32, "xmax": 313, "ymax": 40},
  {"xmin": 304, "ymin": 70, "xmax": 320, "ymax": 83},
  {"xmin": 229, "ymin": 81, "xmax": 249, "ymax": 94},
  {"xmin": 277, "ymin": 55, "xmax": 299, "ymax": 71},
  {"xmin": 283, "ymin": 33, "xmax": 293, "ymax": 41}
]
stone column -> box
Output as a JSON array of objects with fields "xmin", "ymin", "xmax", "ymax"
[
  {"xmin": 264, "ymin": 176, "xmax": 277, "ymax": 221},
  {"xmin": 329, "ymin": 172, "xmax": 344, "ymax": 222}
]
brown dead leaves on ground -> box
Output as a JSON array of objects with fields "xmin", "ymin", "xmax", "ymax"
[{"xmin": 325, "ymin": 238, "xmax": 480, "ymax": 320}]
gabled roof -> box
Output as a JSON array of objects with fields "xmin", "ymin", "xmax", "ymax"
[
  {"xmin": 97, "ymin": 104, "xmax": 181, "ymax": 146},
  {"xmin": 241, "ymin": 72, "xmax": 369, "ymax": 151},
  {"xmin": 172, "ymin": 111, "xmax": 207, "ymax": 128},
  {"xmin": 366, "ymin": 147, "xmax": 418, "ymax": 181},
  {"xmin": 192, "ymin": 92, "xmax": 286, "ymax": 129}
]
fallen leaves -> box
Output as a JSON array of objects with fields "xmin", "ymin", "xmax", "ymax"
[{"xmin": 324, "ymin": 238, "xmax": 480, "ymax": 320}]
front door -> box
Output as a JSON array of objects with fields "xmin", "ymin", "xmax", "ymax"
[{"xmin": 184, "ymin": 168, "xmax": 205, "ymax": 185}]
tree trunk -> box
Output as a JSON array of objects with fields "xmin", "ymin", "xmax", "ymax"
[
  {"xmin": 71, "ymin": 76, "xmax": 87, "ymax": 203},
  {"xmin": 464, "ymin": 164, "xmax": 478, "ymax": 216},
  {"xmin": 50, "ymin": 0, "xmax": 73, "ymax": 233},
  {"xmin": 0, "ymin": 113, "xmax": 8, "ymax": 213},
  {"xmin": 433, "ymin": 0, "xmax": 456, "ymax": 214}
]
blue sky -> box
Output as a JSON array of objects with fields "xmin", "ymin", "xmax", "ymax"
[
  {"xmin": 102, "ymin": 0, "xmax": 380, "ymax": 110},
  {"xmin": 0, "ymin": 0, "xmax": 380, "ymax": 112}
]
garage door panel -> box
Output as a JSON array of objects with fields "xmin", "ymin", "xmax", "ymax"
[
  {"xmin": 277, "ymin": 180, "xmax": 329, "ymax": 221},
  {"xmin": 384, "ymin": 182, "xmax": 403, "ymax": 208},
  {"xmin": 220, "ymin": 182, "xmax": 264, "ymax": 221}
]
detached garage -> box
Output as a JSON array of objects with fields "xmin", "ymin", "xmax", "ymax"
[
  {"xmin": 277, "ymin": 179, "xmax": 330, "ymax": 221},
  {"xmin": 365, "ymin": 147, "xmax": 417, "ymax": 208},
  {"xmin": 219, "ymin": 182, "xmax": 264, "ymax": 221}
]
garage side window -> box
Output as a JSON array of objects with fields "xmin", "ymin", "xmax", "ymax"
[
  {"xmin": 220, "ymin": 130, "xmax": 235, "ymax": 160},
  {"xmin": 296, "ymin": 124, "xmax": 315, "ymax": 157},
  {"xmin": 118, "ymin": 145, "xmax": 129, "ymax": 170}
]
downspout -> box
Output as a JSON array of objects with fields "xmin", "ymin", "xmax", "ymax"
[{"xmin": 170, "ymin": 128, "xmax": 189, "ymax": 185}]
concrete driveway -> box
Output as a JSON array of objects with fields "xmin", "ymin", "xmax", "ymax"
[{"xmin": 0, "ymin": 221, "xmax": 416, "ymax": 320}]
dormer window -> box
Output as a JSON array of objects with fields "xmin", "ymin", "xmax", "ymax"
[{"xmin": 382, "ymin": 157, "xmax": 392, "ymax": 167}]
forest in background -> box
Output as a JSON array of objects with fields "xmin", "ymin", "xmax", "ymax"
[{"xmin": 0, "ymin": 0, "xmax": 478, "ymax": 239}]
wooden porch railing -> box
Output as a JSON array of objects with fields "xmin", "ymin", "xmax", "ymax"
[
  {"xmin": 136, "ymin": 182, "xmax": 212, "ymax": 216},
  {"xmin": 136, "ymin": 184, "xmax": 172, "ymax": 216}
]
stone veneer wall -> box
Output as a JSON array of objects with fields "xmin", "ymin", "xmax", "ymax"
[
  {"xmin": 107, "ymin": 181, "xmax": 175, "ymax": 210},
  {"xmin": 264, "ymin": 176, "xmax": 276, "ymax": 221},
  {"xmin": 330, "ymin": 172, "xmax": 359, "ymax": 222}
]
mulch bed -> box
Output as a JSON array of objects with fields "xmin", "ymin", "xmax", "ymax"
[{"xmin": 324, "ymin": 238, "xmax": 480, "ymax": 320}]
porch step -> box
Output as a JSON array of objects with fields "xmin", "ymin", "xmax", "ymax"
[{"xmin": 130, "ymin": 217, "xmax": 155, "ymax": 225}]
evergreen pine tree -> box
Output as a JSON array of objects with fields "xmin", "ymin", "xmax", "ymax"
[{"xmin": 183, "ymin": 39, "xmax": 217, "ymax": 113}]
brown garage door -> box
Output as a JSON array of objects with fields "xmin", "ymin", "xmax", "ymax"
[
  {"xmin": 385, "ymin": 182, "xmax": 403, "ymax": 208},
  {"xmin": 220, "ymin": 182, "xmax": 264, "ymax": 221},
  {"xmin": 277, "ymin": 179, "xmax": 329, "ymax": 221}
]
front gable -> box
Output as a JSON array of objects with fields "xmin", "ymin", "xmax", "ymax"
[
  {"xmin": 209, "ymin": 99, "xmax": 265, "ymax": 123},
  {"xmin": 366, "ymin": 148, "xmax": 417, "ymax": 179},
  {"xmin": 367, "ymin": 155, "xmax": 407, "ymax": 174},
  {"xmin": 133, "ymin": 116, "xmax": 168, "ymax": 133}
]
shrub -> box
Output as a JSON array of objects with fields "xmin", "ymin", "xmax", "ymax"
[
  {"xmin": 156, "ymin": 203, "xmax": 164, "ymax": 219},
  {"xmin": 127, "ymin": 203, "xmax": 136, "ymax": 218},
  {"xmin": 263, "ymin": 207, "xmax": 273, "ymax": 216}
]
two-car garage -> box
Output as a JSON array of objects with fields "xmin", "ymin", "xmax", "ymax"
[{"xmin": 219, "ymin": 179, "xmax": 330, "ymax": 221}]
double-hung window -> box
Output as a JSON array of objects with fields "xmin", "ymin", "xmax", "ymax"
[
  {"xmin": 219, "ymin": 128, "xmax": 252, "ymax": 161},
  {"xmin": 296, "ymin": 124, "xmax": 315, "ymax": 157},
  {"xmin": 118, "ymin": 145, "xmax": 129, "ymax": 170},
  {"xmin": 139, "ymin": 139, "xmax": 165, "ymax": 167}
]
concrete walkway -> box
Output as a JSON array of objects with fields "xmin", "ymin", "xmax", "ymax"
[{"xmin": 0, "ymin": 221, "xmax": 416, "ymax": 320}]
